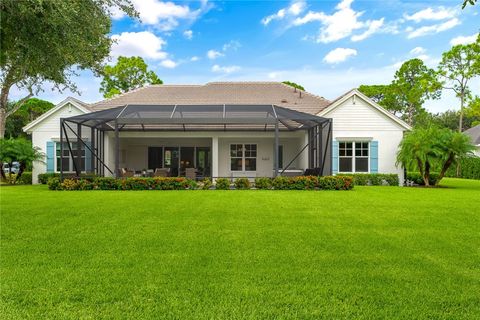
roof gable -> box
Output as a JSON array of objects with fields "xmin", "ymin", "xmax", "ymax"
[
  {"xmin": 318, "ymin": 89, "xmax": 412, "ymax": 131},
  {"xmin": 23, "ymin": 97, "xmax": 90, "ymax": 133}
]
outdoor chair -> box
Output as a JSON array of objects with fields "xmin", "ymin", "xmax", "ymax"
[
  {"xmin": 120, "ymin": 168, "xmax": 134, "ymax": 177},
  {"xmin": 154, "ymin": 168, "xmax": 170, "ymax": 177},
  {"xmin": 185, "ymin": 168, "xmax": 196, "ymax": 180}
]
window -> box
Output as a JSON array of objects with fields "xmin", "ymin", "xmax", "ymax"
[
  {"xmin": 230, "ymin": 144, "xmax": 257, "ymax": 171},
  {"xmin": 56, "ymin": 142, "xmax": 85, "ymax": 172},
  {"xmin": 339, "ymin": 141, "xmax": 369, "ymax": 173}
]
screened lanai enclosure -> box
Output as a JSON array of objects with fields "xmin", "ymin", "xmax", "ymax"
[{"xmin": 59, "ymin": 104, "xmax": 332, "ymax": 180}]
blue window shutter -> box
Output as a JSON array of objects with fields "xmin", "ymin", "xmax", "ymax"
[
  {"xmin": 332, "ymin": 140, "xmax": 339, "ymax": 175},
  {"xmin": 370, "ymin": 141, "xmax": 378, "ymax": 173},
  {"xmin": 46, "ymin": 141, "xmax": 55, "ymax": 173},
  {"xmin": 85, "ymin": 142, "xmax": 91, "ymax": 172}
]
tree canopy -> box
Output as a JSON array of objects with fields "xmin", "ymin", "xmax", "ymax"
[
  {"xmin": 358, "ymin": 84, "xmax": 401, "ymax": 115},
  {"xmin": 282, "ymin": 81, "xmax": 305, "ymax": 91},
  {"xmin": 100, "ymin": 56, "xmax": 163, "ymax": 98},
  {"xmin": 5, "ymin": 98, "xmax": 54, "ymax": 139},
  {"xmin": 438, "ymin": 34, "xmax": 480, "ymax": 131},
  {"xmin": 0, "ymin": 0, "xmax": 137, "ymax": 137}
]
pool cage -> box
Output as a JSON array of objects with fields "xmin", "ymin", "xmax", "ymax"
[{"xmin": 59, "ymin": 104, "xmax": 332, "ymax": 179}]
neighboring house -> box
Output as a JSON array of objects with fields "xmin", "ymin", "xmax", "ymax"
[
  {"xmin": 23, "ymin": 82, "xmax": 411, "ymax": 184},
  {"xmin": 464, "ymin": 124, "xmax": 480, "ymax": 157}
]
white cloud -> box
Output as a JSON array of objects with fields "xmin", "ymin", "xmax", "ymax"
[
  {"xmin": 407, "ymin": 18, "xmax": 460, "ymax": 39},
  {"xmin": 293, "ymin": 0, "xmax": 386, "ymax": 43},
  {"xmin": 450, "ymin": 33, "xmax": 479, "ymax": 45},
  {"xmin": 323, "ymin": 48, "xmax": 357, "ymax": 64},
  {"xmin": 160, "ymin": 59, "xmax": 178, "ymax": 68},
  {"xmin": 261, "ymin": 1, "xmax": 306, "ymax": 25},
  {"xmin": 190, "ymin": 56, "xmax": 200, "ymax": 61},
  {"xmin": 410, "ymin": 46, "xmax": 426, "ymax": 55},
  {"xmin": 211, "ymin": 64, "xmax": 241, "ymax": 73},
  {"xmin": 207, "ymin": 50, "xmax": 224, "ymax": 60},
  {"xmin": 111, "ymin": 31, "xmax": 167, "ymax": 60},
  {"xmin": 223, "ymin": 40, "xmax": 241, "ymax": 52},
  {"xmin": 351, "ymin": 18, "xmax": 384, "ymax": 42},
  {"xmin": 112, "ymin": 0, "xmax": 211, "ymax": 31},
  {"xmin": 404, "ymin": 7, "xmax": 456, "ymax": 23},
  {"xmin": 183, "ymin": 30, "xmax": 193, "ymax": 39}
]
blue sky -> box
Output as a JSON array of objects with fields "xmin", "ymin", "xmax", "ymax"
[{"xmin": 13, "ymin": 0, "xmax": 479, "ymax": 112}]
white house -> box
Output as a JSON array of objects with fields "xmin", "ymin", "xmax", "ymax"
[
  {"xmin": 23, "ymin": 82, "xmax": 411, "ymax": 184},
  {"xmin": 464, "ymin": 124, "xmax": 480, "ymax": 157}
]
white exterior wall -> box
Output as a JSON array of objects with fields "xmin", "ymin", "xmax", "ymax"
[
  {"xmin": 322, "ymin": 95, "xmax": 407, "ymax": 183},
  {"xmin": 28, "ymin": 103, "xmax": 85, "ymax": 183}
]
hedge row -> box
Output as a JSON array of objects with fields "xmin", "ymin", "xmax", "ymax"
[
  {"xmin": 446, "ymin": 157, "xmax": 480, "ymax": 180},
  {"xmin": 1, "ymin": 172, "xmax": 32, "ymax": 185},
  {"xmin": 47, "ymin": 176, "xmax": 354, "ymax": 191},
  {"xmin": 38, "ymin": 173, "xmax": 97, "ymax": 184},
  {"xmin": 336, "ymin": 173, "xmax": 399, "ymax": 186},
  {"xmin": 406, "ymin": 172, "xmax": 440, "ymax": 186}
]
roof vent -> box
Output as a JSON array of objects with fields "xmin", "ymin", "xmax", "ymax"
[
  {"xmin": 281, "ymin": 99, "xmax": 288, "ymax": 103},
  {"xmin": 299, "ymin": 91, "xmax": 302, "ymax": 98}
]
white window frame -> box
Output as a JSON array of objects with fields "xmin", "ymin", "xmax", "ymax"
[
  {"xmin": 55, "ymin": 141, "xmax": 86, "ymax": 173},
  {"xmin": 338, "ymin": 141, "xmax": 370, "ymax": 173},
  {"xmin": 230, "ymin": 143, "xmax": 257, "ymax": 172}
]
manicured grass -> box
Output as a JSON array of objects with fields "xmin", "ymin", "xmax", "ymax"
[{"xmin": 1, "ymin": 179, "xmax": 479, "ymax": 319}]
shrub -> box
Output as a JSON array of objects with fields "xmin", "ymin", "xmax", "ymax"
[
  {"xmin": 254, "ymin": 177, "xmax": 272, "ymax": 189},
  {"xmin": 93, "ymin": 177, "xmax": 118, "ymax": 190},
  {"xmin": 18, "ymin": 172, "xmax": 32, "ymax": 184},
  {"xmin": 337, "ymin": 174, "xmax": 399, "ymax": 186},
  {"xmin": 38, "ymin": 172, "xmax": 97, "ymax": 184},
  {"xmin": 234, "ymin": 178, "xmax": 250, "ymax": 190},
  {"xmin": 60, "ymin": 178, "xmax": 78, "ymax": 190},
  {"xmin": 406, "ymin": 172, "xmax": 440, "ymax": 186},
  {"xmin": 215, "ymin": 178, "xmax": 230, "ymax": 190},
  {"xmin": 272, "ymin": 176, "xmax": 290, "ymax": 190},
  {"xmin": 201, "ymin": 178, "xmax": 212, "ymax": 190},
  {"xmin": 446, "ymin": 156, "xmax": 480, "ymax": 180},
  {"xmin": 47, "ymin": 177, "xmax": 62, "ymax": 190},
  {"xmin": 318, "ymin": 176, "xmax": 354, "ymax": 190}
]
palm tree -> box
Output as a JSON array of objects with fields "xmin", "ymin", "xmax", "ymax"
[
  {"xmin": 0, "ymin": 138, "xmax": 44, "ymax": 184},
  {"xmin": 397, "ymin": 127, "xmax": 474, "ymax": 187},
  {"xmin": 436, "ymin": 130, "xmax": 475, "ymax": 184}
]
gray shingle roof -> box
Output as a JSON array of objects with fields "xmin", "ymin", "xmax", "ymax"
[
  {"xmin": 90, "ymin": 82, "xmax": 331, "ymax": 115},
  {"xmin": 464, "ymin": 124, "xmax": 480, "ymax": 145}
]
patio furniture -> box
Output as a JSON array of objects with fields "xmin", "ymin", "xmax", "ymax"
[
  {"xmin": 154, "ymin": 168, "xmax": 170, "ymax": 177},
  {"xmin": 120, "ymin": 168, "xmax": 134, "ymax": 177},
  {"xmin": 185, "ymin": 168, "xmax": 196, "ymax": 180}
]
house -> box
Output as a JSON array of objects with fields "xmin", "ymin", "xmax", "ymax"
[
  {"xmin": 464, "ymin": 124, "xmax": 480, "ymax": 157},
  {"xmin": 23, "ymin": 82, "xmax": 411, "ymax": 184}
]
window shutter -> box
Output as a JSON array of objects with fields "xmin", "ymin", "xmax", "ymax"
[
  {"xmin": 332, "ymin": 140, "xmax": 339, "ymax": 175},
  {"xmin": 46, "ymin": 141, "xmax": 55, "ymax": 173},
  {"xmin": 370, "ymin": 141, "xmax": 378, "ymax": 173}
]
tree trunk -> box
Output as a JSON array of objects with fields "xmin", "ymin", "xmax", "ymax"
[
  {"xmin": 437, "ymin": 153, "xmax": 455, "ymax": 186},
  {"xmin": 424, "ymin": 160, "xmax": 431, "ymax": 187},
  {"xmin": 459, "ymin": 92, "xmax": 464, "ymax": 133},
  {"xmin": 0, "ymin": 108, "xmax": 6, "ymax": 138}
]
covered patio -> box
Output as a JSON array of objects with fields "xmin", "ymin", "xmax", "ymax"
[{"xmin": 59, "ymin": 104, "xmax": 332, "ymax": 179}]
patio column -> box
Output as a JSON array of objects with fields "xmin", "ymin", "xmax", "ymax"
[
  {"xmin": 274, "ymin": 120, "xmax": 279, "ymax": 177},
  {"xmin": 114, "ymin": 120, "xmax": 119, "ymax": 178},
  {"xmin": 212, "ymin": 136, "xmax": 219, "ymax": 180}
]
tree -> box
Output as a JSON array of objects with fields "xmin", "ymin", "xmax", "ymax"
[
  {"xmin": 462, "ymin": 0, "xmax": 478, "ymax": 9},
  {"xmin": 358, "ymin": 84, "xmax": 402, "ymax": 115},
  {"xmin": 5, "ymin": 98, "xmax": 54, "ymax": 138},
  {"xmin": 397, "ymin": 127, "xmax": 474, "ymax": 186},
  {"xmin": 0, "ymin": 0, "xmax": 137, "ymax": 138},
  {"xmin": 438, "ymin": 34, "xmax": 480, "ymax": 132},
  {"xmin": 282, "ymin": 81, "xmax": 305, "ymax": 91},
  {"xmin": 99, "ymin": 56, "xmax": 163, "ymax": 98},
  {"xmin": 0, "ymin": 138, "xmax": 44, "ymax": 183},
  {"xmin": 392, "ymin": 59, "xmax": 442, "ymax": 126},
  {"xmin": 415, "ymin": 109, "xmax": 480, "ymax": 131},
  {"xmin": 465, "ymin": 96, "xmax": 480, "ymax": 127}
]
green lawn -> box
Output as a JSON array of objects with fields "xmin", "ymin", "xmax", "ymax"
[{"xmin": 1, "ymin": 179, "xmax": 479, "ymax": 319}]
